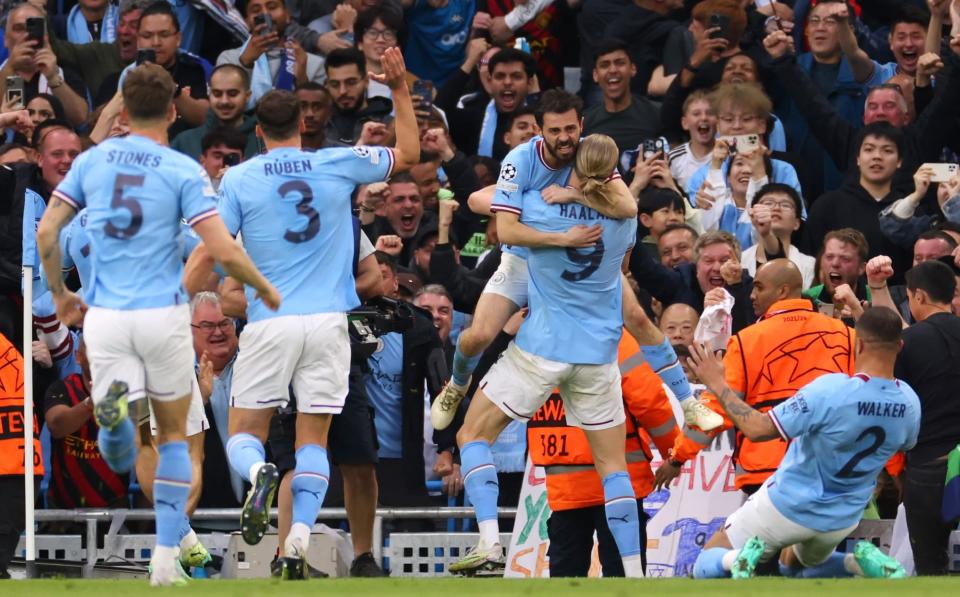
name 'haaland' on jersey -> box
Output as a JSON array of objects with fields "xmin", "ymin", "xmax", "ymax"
[{"xmin": 556, "ymin": 203, "xmax": 613, "ymax": 222}]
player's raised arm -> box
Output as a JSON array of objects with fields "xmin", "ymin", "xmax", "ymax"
[
  {"xmin": 687, "ymin": 343, "xmax": 780, "ymax": 441},
  {"xmin": 370, "ymin": 47, "xmax": 419, "ymax": 172},
  {"xmin": 192, "ymin": 217, "xmax": 282, "ymax": 311}
]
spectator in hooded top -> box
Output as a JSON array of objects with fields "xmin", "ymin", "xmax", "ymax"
[
  {"xmin": 322, "ymin": 47, "xmax": 392, "ymax": 146},
  {"xmin": 803, "ymin": 122, "xmax": 913, "ymax": 277},
  {"xmin": 435, "ymin": 47, "xmax": 536, "ymax": 160},
  {"xmin": 172, "ymin": 64, "xmax": 259, "ymax": 160}
]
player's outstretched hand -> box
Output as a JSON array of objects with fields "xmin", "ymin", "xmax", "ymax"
[
  {"xmin": 370, "ymin": 47, "xmax": 407, "ymax": 91},
  {"xmin": 653, "ymin": 460, "xmax": 681, "ymax": 492},
  {"xmin": 257, "ymin": 284, "xmax": 282, "ymax": 311},
  {"xmin": 686, "ymin": 342, "xmax": 725, "ymax": 395},
  {"xmin": 561, "ymin": 224, "xmax": 602, "ymax": 248},
  {"xmin": 54, "ymin": 290, "xmax": 88, "ymax": 328}
]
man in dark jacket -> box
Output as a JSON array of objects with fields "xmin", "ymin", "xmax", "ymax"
[
  {"xmin": 323, "ymin": 48, "xmax": 393, "ymax": 146},
  {"xmin": 895, "ymin": 260, "xmax": 960, "ymax": 575},
  {"xmin": 366, "ymin": 253, "xmax": 458, "ymax": 522},
  {"xmin": 803, "ymin": 122, "xmax": 912, "ymax": 277},
  {"xmin": 629, "ymin": 229, "xmax": 755, "ymax": 333},
  {"xmin": 604, "ymin": 0, "xmax": 683, "ymax": 96},
  {"xmin": 434, "ymin": 48, "xmax": 535, "ymax": 159},
  {"xmin": 762, "ymin": 28, "xmax": 960, "ymax": 197},
  {"xmin": 172, "ymin": 64, "xmax": 260, "ymax": 160}
]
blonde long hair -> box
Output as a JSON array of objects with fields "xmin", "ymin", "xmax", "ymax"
[{"xmin": 575, "ymin": 134, "xmax": 620, "ymax": 207}]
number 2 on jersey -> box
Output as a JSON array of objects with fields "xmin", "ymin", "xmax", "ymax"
[
  {"xmin": 561, "ymin": 238, "xmax": 605, "ymax": 282},
  {"xmin": 105, "ymin": 174, "xmax": 145, "ymax": 240},
  {"xmin": 280, "ymin": 180, "xmax": 320, "ymax": 243},
  {"xmin": 837, "ymin": 425, "xmax": 886, "ymax": 478}
]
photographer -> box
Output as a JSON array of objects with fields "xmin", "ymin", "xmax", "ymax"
[{"xmin": 365, "ymin": 254, "xmax": 460, "ymax": 531}]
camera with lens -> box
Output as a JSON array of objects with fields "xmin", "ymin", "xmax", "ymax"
[{"xmin": 348, "ymin": 296, "xmax": 415, "ymax": 359}]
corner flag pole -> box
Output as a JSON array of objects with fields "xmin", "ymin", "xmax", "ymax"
[{"xmin": 22, "ymin": 264, "xmax": 36, "ymax": 577}]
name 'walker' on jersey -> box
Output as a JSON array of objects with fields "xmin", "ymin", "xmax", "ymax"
[{"xmin": 768, "ymin": 372, "xmax": 921, "ymax": 532}]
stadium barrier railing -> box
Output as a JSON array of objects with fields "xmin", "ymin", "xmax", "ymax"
[{"xmin": 28, "ymin": 506, "xmax": 518, "ymax": 577}]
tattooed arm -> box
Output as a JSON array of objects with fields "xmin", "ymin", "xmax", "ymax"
[{"xmin": 686, "ymin": 343, "xmax": 781, "ymax": 442}]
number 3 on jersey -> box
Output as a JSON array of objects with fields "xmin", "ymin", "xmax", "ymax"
[{"xmin": 280, "ymin": 180, "xmax": 320, "ymax": 243}]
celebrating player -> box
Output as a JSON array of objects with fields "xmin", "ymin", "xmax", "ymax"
[
  {"xmin": 430, "ymin": 91, "xmax": 636, "ymax": 432},
  {"xmin": 218, "ymin": 47, "xmax": 420, "ymax": 580},
  {"xmin": 687, "ymin": 306, "xmax": 919, "ymax": 580},
  {"xmin": 36, "ymin": 64, "xmax": 280, "ymax": 586},
  {"xmin": 450, "ymin": 130, "xmax": 644, "ymax": 576},
  {"xmin": 52, "ymin": 209, "xmax": 214, "ymax": 573},
  {"xmin": 433, "ymin": 91, "xmax": 717, "ymax": 432}
]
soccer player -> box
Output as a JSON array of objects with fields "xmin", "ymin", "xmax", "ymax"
[
  {"xmin": 36, "ymin": 63, "xmax": 280, "ymax": 587},
  {"xmin": 450, "ymin": 133, "xmax": 645, "ymax": 577},
  {"xmin": 217, "ymin": 47, "xmax": 420, "ymax": 580},
  {"xmin": 687, "ymin": 306, "xmax": 920, "ymax": 580},
  {"xmin": 432, "ymin": 90, "xmax": 648, "ymax": 432},
  {"xmin": 52, "ymin": 208, "xmax": 215, "ymax": 573}
]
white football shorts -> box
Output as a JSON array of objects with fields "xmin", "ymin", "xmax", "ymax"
[
  {"xmin": 724, "ymin": 482, "xmax": 859, "ymax": 566},
  {"xmin": 84, "ymin": 304, "xmax": 196, "ymax": 405},
  {"xmin": 230, "ymin": 312, "xmax": 350, "ymax": 414},
  {"xmin": 479, "ymin": 343, "xmax": 625, "ymax": 430}
]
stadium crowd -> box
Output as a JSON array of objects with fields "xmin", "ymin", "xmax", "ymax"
[{"xmin": 0, "ymin": 0, "xmax": 959, "ymax": 582}]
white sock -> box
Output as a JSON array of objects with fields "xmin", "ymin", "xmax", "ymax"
[
  {"xmin": 478, "ymin": 519, "xmax": 500, "ymax": 548},
  {"xmin": 285, "ymin": 522, "xmax": 312, "ymax": 557},
  {"xmin": 622, "ymin": 554, "xmax": 645, "ymax": 578},
  {"xmin": 248, "ymin": 462, "xmax": 265, "ymax": 485},
  {"xmin": 721, "ymin": 549, "xmax": 740, "ymax": 571},
  {"xmin": 179, "ymin": 529, "xmax": 198, "ymax": 552},
  {"xmin": 153, "ymin": 544, "xmax": 179, "ymax": 564},
  {"xmin": 843, "ymin": 553, "xmax": 864, "ymax": 576}
]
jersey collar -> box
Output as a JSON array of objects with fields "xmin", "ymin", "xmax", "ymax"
[{"xmin": 761, "ymin": 298, "xmax": 815, "ymax": 320}]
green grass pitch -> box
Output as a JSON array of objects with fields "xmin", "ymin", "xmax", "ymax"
[{"xmin": 9, "ymin": 577, "xmax": 960, "ymax": 596}]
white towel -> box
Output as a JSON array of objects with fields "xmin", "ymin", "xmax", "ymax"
[{"xmin": 694, "ymin": 288, "xmax": 735, "ymax": 352}]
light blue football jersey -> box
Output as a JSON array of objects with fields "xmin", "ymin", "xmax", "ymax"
[
  {"xmin": 515, "ymin": 189, "xmax": 637, "ymax": 365},
  {"xmin": 58, "ymin": 208, "xmax": 200, "ymax": 297},
  {"xmin": 490, "ymin": 137, "xmax": 575, "ymax": 260},
  {"xmin": 59, "ymin": 209, "xmax": 91, "ymax": 291},
  {"xmin": 767, "ymin": 373, "xmax": 921, "ymax": 532},
  {"xmin": 51, "ymin": 135, "xmax": 218, "ymax": 310},
  {"xmin": 218, "ymin": 145, "xmax": 395, "ymax": 322}
]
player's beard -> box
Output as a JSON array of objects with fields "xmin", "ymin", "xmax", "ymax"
[{"xmin": 543, "ymin": 138, "xmax": 578, "ymax": 167}]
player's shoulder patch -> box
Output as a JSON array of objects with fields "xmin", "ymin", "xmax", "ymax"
[
  {"xmin": 499, "ymin": 162, "xmax": 518, "ymax": 182},
  {"xmin": 352, "ymin": 145, "xmax": 380, "ymax": 165},
  {"xmin": 197, "ymin": 167, "xmax": 216, "ymax": 197}
]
